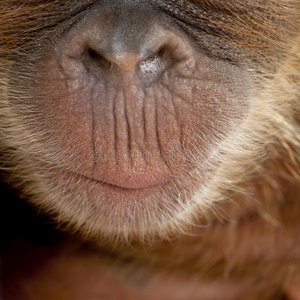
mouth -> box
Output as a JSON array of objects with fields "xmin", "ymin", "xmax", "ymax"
[
  {"xmin": 57, "ymin": 166, "xmax": 173, "ymax": 196},
  {"xmin": 74, "ymin": 171, "xmax": 166, "ymax": 192},
  {"xmin": 37, "ymin": 159, "xmax": 212, "ymax": 237}
]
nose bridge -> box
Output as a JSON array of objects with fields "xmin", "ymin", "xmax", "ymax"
[{"xmin": 102, "ymin": 8, "xmax": 157, "ymax": 58}]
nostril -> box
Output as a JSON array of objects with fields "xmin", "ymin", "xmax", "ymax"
[
  {"xmin": 144, "ymin": 47, "xmax": 167, "ymax": 65},
  {"xmin": 88, "ymin": 47, "xmax": 100, "ymax": 60},
  {"xmin": 139, "ymin": 46, "xmax": 172, "ymax": 79},
  {"xmin": 87, "ymin": 47, "xmax": 114, "ymax": 71},
  {"xmin": 156, "ymin": 47, "xmax": 167, "ymax": 59}
]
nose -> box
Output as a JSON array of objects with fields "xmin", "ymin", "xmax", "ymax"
[
  {"xmin": 87, "ymin": 44, "xmax": 170, "ymax": 75},
  {"xmin": 61, "ymin": 4, "xmax": 194, "ymax": 82},
  {"xmin": 84, "ymin": 26, "xmax": 178, "ymax": 79}
]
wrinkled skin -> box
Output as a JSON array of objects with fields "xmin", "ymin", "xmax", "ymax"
[{"xmin": 1, "ymin": 0, "xmax": 300, "ymax": 299}]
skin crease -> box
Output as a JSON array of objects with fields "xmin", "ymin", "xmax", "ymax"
[{"xmin": 0, "ymin": 0, "xmax": 300, "ymax": 299}]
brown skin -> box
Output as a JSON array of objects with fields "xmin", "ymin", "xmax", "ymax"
[{"xmin": 1, "ymin": 0, "xmax": 300, "ymax": 299}]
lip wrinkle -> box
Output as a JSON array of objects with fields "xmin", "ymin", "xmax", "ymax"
[
  {"xmin": 91, "ymin": 82, "xmax": 97, "ymax": 173},
  {"xmin": 142, "ymin": 89, "xmax": 147, "ymax": 146},
  {"xmin": 163, "ymin": 81, "xmax": 185, "ymax": 155},
  {"xmin": 124, "ymin": 84, "xmax": 132, "ymax": 158},
  {"xmin": 115, "ymin": 83, "xmax": 130, "ymax": 161},
  {"xmin": 155, "ymin": 88, "xmax": 173, "ymax": 173},
  {"xmin": 109, "ymin": 83, "xmax": 117, "ymax": 166}
]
